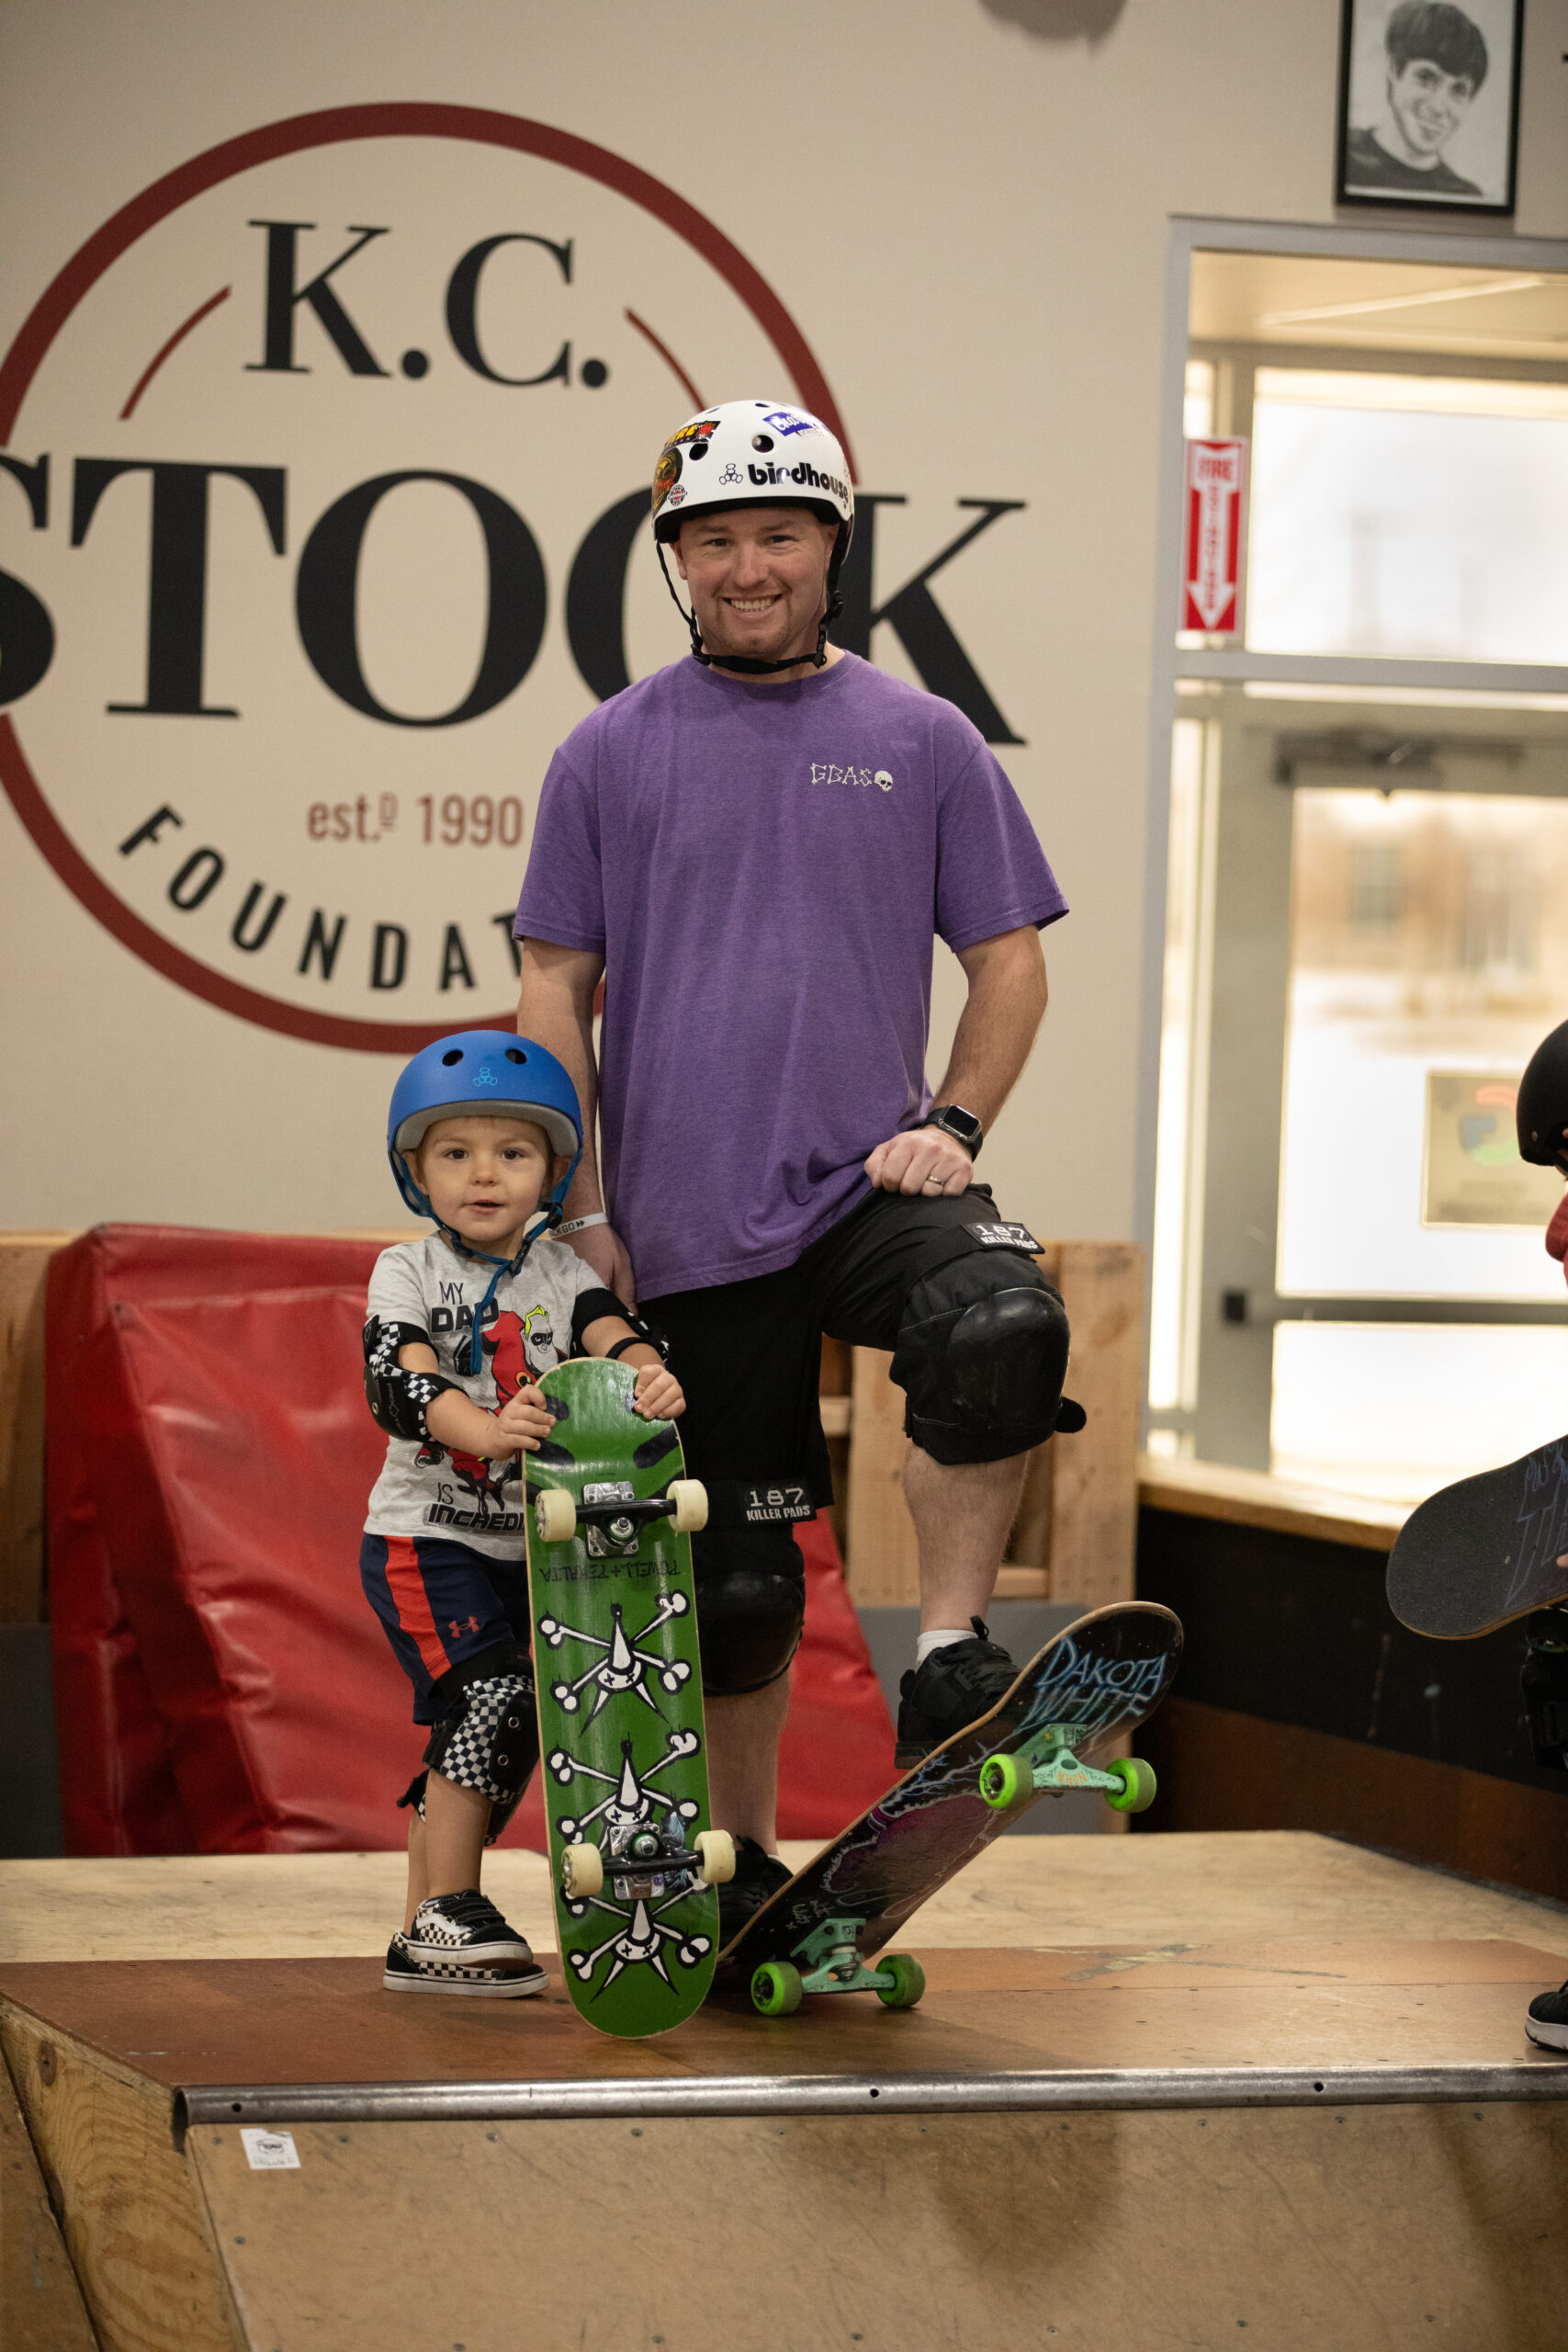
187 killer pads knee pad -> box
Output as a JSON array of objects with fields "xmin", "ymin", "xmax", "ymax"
[
  {"xmin": 691, "ymin": 1526, "xmax": 806, "ymax": 1695},
  {"xmin": 892, "ymin": 1248, "xmax": 1071, "ymax": 1464}
]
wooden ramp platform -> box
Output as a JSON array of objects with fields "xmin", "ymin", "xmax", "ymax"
[{"xmin": 4, "ymin": 1836, "xmax": 1568, "ymax": 2351}]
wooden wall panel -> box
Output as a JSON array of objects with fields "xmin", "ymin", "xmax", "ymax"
[
  {"xmin": 842, "ymin": 1347, "xmax": 917, "ymax": 1605},
  {"xmin": 1140, "ymin": 1696, "xmax": 1568, "ymax": 1906},
  {"xmin": 0, "ymin": 1238, "xmax": 74, "ymax": 1625},
  {"xmin": 841, "ymin": 1241, "xmax": 1145, "ymax": 1612},
  {"xmin": 1048, "ymin": 1242, "xmax": 1145, "ymax": 1610}
]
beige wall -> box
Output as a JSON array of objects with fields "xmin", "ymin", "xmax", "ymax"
[{"xmin": 3, "ymin": 0, "xmax": 1565, "ymax": 1242}]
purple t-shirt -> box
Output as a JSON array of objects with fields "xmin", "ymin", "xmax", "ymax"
[{"xmin": 514, "ymin": 653, "xmax": 1066, "ymax": 1297}]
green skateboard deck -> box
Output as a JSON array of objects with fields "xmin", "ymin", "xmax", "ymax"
[{"xmin": 525, "ymin": 1357, "xmax": 730, "ymax": 2038}]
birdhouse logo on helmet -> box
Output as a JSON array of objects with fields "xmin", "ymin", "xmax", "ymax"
[{"xmin": 0, "ymin": 105, "xmax": 852, "ymax": 1052}]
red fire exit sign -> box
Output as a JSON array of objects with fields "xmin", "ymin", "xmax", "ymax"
[{"xmin": 1181, "ymin": 437, "xmax": 1248, "ymax": 636}]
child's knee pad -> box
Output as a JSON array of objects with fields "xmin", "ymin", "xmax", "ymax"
[{"xmin": 411, "ymin": 1644, "xmax": 540, "ymax": 1840}]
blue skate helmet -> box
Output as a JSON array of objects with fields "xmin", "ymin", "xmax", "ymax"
[{"xmin": 388, "ymin": 1031, "xmax": 585, "ymax": 1369}]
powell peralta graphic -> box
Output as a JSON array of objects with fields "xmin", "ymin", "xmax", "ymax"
[
  {"xmin": 720, "ymin": 1602, "xmax": 1182, "ymax": 2017},
  {"xmin": 525, "ymin": 1357, "xmax": 733, "ymax": 2038}
]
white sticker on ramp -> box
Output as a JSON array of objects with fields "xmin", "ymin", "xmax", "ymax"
[{"xmin": 241, "ymin": 2128, "xmax": 301, "ymax": 2170}]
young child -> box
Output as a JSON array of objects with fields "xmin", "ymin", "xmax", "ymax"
[{"xmin": 360, "ymin": 1027, "xmax": 683, "ymax": 1996}]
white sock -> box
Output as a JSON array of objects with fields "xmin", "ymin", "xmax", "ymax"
[{"xmin": 915, "ymin": 1627, "xmax": 969, "ymax": 1670}]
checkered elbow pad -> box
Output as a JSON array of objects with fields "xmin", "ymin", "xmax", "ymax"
[{"xmin": 428, "ymin": 1674, "xmax": 536, "ymax": 1805}]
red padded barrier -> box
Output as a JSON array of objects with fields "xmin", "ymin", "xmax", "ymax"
[
  {"xmin": 778, "ymin": 1512, "xmax": 895, "ymax": 1836},
  {"xmin": 47, "ymin": 1225, "xmax": 893, "ymax": 1854}
]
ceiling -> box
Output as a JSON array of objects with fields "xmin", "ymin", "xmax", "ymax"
[{"xmin": 1190, "ymin": 252, "xmax": 1568, "ymax": 363}]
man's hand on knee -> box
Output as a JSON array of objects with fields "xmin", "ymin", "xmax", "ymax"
[{"xmin": 865, "ymin": 1127, "xmax": 973, "ymax": 1197}]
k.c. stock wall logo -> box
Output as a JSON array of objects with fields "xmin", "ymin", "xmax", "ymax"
[{"xmin": 0, "ymin": 104, "xmax": 1024, "ymax": 1051}]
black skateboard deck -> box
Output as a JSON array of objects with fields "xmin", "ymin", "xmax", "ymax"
[
  {"xmin": 718, "ymin": 1601, "xmax": 1182, "ymax": 2016},
  {"xmin": 1387, "ymin": 1435, "xmax": 1568, "ymax": 1639}
]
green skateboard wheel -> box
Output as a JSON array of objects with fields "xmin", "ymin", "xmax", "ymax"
[
  {"xmin": 1105, "ymin": 1756, "xmax": 1156, "ymax": 1813},
  {"xmin": 978, "ymin": 1750, "xmax": 1026, "ymax": 1809},
  {"xmin": 750, "ymin": 1960, "xmax": 803, "ymax": 2016},
  {"xmin": 875, "ymin": 1952, "xmax": 926, "ymax": 2009}
]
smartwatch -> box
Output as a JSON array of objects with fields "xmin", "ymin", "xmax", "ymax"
[{"xmin": 924, "ymin": 1103, "xmax": 984, "ymax": 1159}]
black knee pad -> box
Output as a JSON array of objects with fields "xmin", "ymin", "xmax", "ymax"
[
  {"xmin": 1523, "ymin": 1607, "xmax": 1568, "ymax": 1772},
  {"xmin": 418, "ymin": 1641, "xmax": 539, "ymax": 1842},
  {"xmin": 892, "ymin": 1250, "xmax": 1071, "ymax": 1464},
  {"xmin": 691, "ymin": 1526, "xmax": 806, "ymax": 1696}
]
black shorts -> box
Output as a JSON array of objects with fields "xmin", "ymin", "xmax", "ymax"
[{"xmin": 642, "ymin": 1182, "xmax": 1058, "ymax": 1523}]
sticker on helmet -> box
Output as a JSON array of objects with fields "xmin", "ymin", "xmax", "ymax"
[
  {"xmin": 664, "ymin": 484, "xmax": 686, "ymax": 506},
  {"xmin": 651, "ymin": 445, "xmax": 682, "ymax": 512},
  {"xmin": 718, "ymin": 462, "xmax": 744, "ymax": 485},
  {"xmin": 760, "ymin": 407, "xmax": 814, "ymax": 436},
  {"xmin": 667, "ymin": 418, "xmax": 720, "ymax": 448}
]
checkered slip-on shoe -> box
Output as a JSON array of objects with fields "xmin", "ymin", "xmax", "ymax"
[{"xmin": 383, "ymin": 1928, "xmax": 547, "ymax": 1999}]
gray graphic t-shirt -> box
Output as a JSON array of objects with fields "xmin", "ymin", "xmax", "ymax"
[{"xmin": 364, "ymin": 1232, "xmax": 605, "ymax": 1559}]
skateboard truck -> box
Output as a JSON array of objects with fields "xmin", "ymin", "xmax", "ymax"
[
  {"xmin": 976, "ymin": 1724, "xmax": 1156, "ymax": 1814},
  {"xmin": 535, "ymin": 1478, "xmax": 707, "ymax": 1548},
  {"xmin": 749, "ymin": 1919, "xmax": 927, "ymax": 2018},
  {"xmin": 562, "ymin": 1822, "xmax": 736, "ymax": 1905}
]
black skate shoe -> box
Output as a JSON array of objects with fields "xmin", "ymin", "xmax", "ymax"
[
  {"xmin": 394, "ymin": 1891, "xmax": 547, "ymax": 1996},
  {"xmin": 716, "ymin": 1837, "xmax": 792, "ymax": 1948},
  {"xmin": 896, "ymin": 1617, "xmax": 1021, "ymax": 1769},
  {"xmin": 1526, "ymin": 1979, "xmax": 1568, "ymax": 2051}
]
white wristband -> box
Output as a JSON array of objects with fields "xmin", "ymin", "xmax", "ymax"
[{"xmin": 557, "ymin": 1213, "xmax": 608, "ymax": 1238}]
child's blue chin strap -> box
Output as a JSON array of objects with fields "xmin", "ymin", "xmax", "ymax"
[{"xmin": 441, "ymin": 1199, "xmax": 564, "ymax": 1374}]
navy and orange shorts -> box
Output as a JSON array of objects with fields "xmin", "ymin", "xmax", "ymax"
[{"xmin": 359, "ymin": 1533, "xmax": 530, "ymax": 1724}]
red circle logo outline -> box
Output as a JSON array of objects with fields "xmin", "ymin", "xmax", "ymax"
[{"xmin": 0, "ymin": 103, "xmax": 852, "ymax": 1053}]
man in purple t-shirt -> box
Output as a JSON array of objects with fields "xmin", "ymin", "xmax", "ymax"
[{"xmin": 515, "ymin": 399, "xmax": 1071, "ymax": 1937}]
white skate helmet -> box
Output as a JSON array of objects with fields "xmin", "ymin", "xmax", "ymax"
[{"xmin": 649, "ymin": 398, "xmax": 854, "ymax": 674}]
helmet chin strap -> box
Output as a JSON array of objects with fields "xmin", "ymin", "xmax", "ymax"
[
  {"xmin": 440, "ymin": 1202, "xmax": 563, "ymax": 1374},
  {"xmin": 657, "ymin": 543, "xmax": 841, "ymax": 676}
]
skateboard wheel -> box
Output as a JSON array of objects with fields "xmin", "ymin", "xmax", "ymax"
[
  {"xmin": 1105, "ymin": 1757, "xmax": 1156, "ymax": 1814},
  {"xmin": 750, "ymin": 1960, "xmax": 803, "ymax": 2017},
  {"xmin": 876, "ymin": 1952, "xmax": 926, "ymax": 2010},
  {"xmin": 561, "ymin": 1840, "xmax": 603, "ymax": 1898},
  {"xmin": 695, "ymin": 1828, "xmax": 737, "ymax": 1885},
  {"xmin": 535, "ymin": 1488, "xmax": 576, "ymax": 1544},
  {"xmin": 978, "ymin": 1751, "xmax": 1026, "ymax": 1809},
  {"xmin": 668, "ymin": 1478, "xmax": 708, "ymax": 1533}
]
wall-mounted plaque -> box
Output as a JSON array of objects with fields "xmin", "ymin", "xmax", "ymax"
[{"xmin": 1423, "ymin": 1070, "xmax": 1563, "ymax": 1227}]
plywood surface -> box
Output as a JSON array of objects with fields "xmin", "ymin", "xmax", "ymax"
[
  {"xmin": 0, "ymin": 2041, "xmax": 98, "ymax": 2352},
  {"xmin": 2, "ymin": 2007, "xmax": 238, "ymax": 2352},
  {"xmin": 5, "ymin": 1831, "xmax": 1568, "ymax": 1964},
  {"xmin": 3, "ymin": 1937, "xmax": 1564, "ymax": 2095},
  {"xmin": 178, "ymin": 2100, "xmax": 1568, "ymax": 2352}
]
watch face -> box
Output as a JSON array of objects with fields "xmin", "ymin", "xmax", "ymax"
[{"xmin": 931, "ymin": 1105, "xmax": 982, "ymax": 1148}]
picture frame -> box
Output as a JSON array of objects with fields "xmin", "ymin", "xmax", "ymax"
[{"xmin": 1336, "ymin": 0, "xmax": 1523, "ymax": 214}]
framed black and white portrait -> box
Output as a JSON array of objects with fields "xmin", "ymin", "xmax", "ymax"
[{"xmin": 1337, "ymin": 0, "xmax": 1523, "ymax": 213}]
